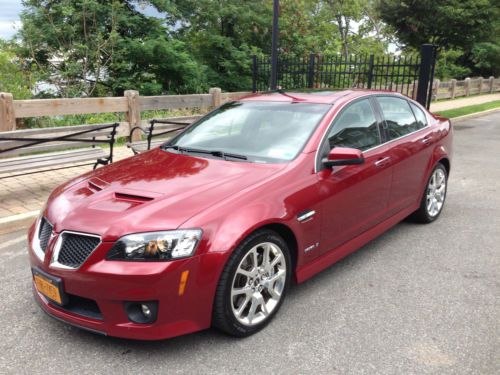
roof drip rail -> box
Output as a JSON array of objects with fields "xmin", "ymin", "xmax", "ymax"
[{"xmin": 329, "ymin": 91, "xmax": 352, "ymax": 104}]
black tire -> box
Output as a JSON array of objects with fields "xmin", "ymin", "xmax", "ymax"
[
  {"xmin": 212, "ymin": 229, "xmax": 292, "ymax": 337},
  {"xmin": 411, "ymin": 163, "xmax": 448, "ymax": 223}
]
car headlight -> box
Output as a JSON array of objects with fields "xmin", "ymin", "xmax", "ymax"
[{"xmin": 106, "ymin": 229, "xmax": 202, "ymax": 261}]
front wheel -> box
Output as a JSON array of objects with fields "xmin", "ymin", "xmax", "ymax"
[
  {"xmin": 212, "ymin": 230, "xmax": 291, "ymax": 337},
  {"xmin": 411, "ymin": 163, "xmax": 448, "ymax": 223}
]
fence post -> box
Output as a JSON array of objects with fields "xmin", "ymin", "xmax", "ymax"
[
  {"xmin": 252, "ymin": 55, "xmax": 258, "ymax": 93},
  {"xmin": 450, "ymin": 79, "xmax": 457, "ymax": 99},
  {"xmin": 477, "ymin": 77, "xmax": 483, "ymax": 95},
  {"xmin": 0, "ymin": 93, "xmax": 16, "ymax": 132},
  {"xmin": 488, "ymin": 76, "xmax": 495, "ymax": 93},
  {"xmin": 416, "ymin": 44, "xmax": 435, "ymax": 108},
  {"xmin": 209, "ymin": 87, "xmax": 222, "ymax": 108},
  {"xmin": 367, "ymin": 54, "xmax": 375, "ymax": 89},
  {"xmin": 433, "ymin": 79, "xmax": 440, "ymax": 101},
  {"xmin": 124, "ymin": 90, "xmax": 141, "ymax": 142},
  {"xmin": 464, "ymin": 78, "xmax": 471, "ymax": 96},
  {"xmin": 307, "ymin": 53, "xmax": 316, "ymax": 89}
]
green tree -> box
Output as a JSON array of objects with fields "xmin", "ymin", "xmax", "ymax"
[
  {"xmin": 0, "ymin": 40, "xmax": 35, "ymax": 99},
  {"xmin": 162, "ymin": 0, "xmax": 273, "ymax": 91},
  {"xmin": 376, "ymin": 0, "xmax": 495, "ymax": 51},
  {"xmin": 434, "ymin": 49, "xmax": 471, "ymax": 80},
  {"xmin": 18, "ymin": 0, "xmax": 205, "ymax": 97},
  {"xmin": 278, "ymin": 0, "xmax": 332, "ymax": 56},
  {"xmin": 377, "ymin": 0, "xmax": 500, "ymax": 77},
  {"xmin": 321, "ymin": 0, "xmax": 365, "ymax": 59},
  {"xmin": 277, "ymin": 0, "xmax": 391, "ymax": 58},
  {"xmin": 471, "ymin": 42, "xmax": 500, "ymax": 77}
]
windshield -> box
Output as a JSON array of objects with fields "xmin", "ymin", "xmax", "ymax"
[{"xmin": 165, "ymin": 101, "xmax": 330, "ymax": 163}]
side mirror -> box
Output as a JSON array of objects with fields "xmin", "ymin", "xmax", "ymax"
[{"xmin": 322, "ymin": 147, "xmax": 364, "ymax": 168}]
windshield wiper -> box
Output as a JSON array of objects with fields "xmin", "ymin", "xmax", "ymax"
[
  {"xmin": 163, "ymin": 145, "xmax": 247, "ymax": 160},
  {"xmin": 209, "ymin": 150, "xmax": 248, "ymax": 160}
]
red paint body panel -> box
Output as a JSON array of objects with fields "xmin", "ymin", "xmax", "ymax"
[
  {"xmin": 28, "ymin": 90, "xmax": 452, "ymax": 340},
  {"xmin": 317, "ymin": 144, "xmax": 393, "ymax": 252}
]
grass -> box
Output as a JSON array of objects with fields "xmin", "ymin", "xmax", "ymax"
[{"xmin": 435, "ymin": 100, "xmax": 500, "ymax": 118}]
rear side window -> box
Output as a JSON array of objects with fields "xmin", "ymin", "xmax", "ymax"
[
  {"xmin": 410, "ymin": 103, "xmax": 428, "ymax": 129},
  {"xmin": 377, "ymin": 97, "xmax": 419, "ymax": 140},
  {"xmin": 325, "ymin": 99, "xmax": 380, "ymax": 151}
]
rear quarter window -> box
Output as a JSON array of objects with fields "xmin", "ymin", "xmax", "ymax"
[
  {"xmin": 410, "ymin": 103, "xmax": 428, "ymax": 129},
  {"xmin": 377, "ymin": 96, "xmax": 419, "ymax": 140}
]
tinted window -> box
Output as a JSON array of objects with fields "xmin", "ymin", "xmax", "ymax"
[
  {"xmin": 377, "ymin": 97, "xmax": 419, "ymax": 140},
  {"xmin": 410, "ymin": 103, "xmax": 428, "ymax": 129},
  {"xmin": 168, "ymin": 101, "xmax": 330, "ymax": 162},
  {"xmin": 325, "ymin": 99, "xmax": 380, "ymax": 151}
]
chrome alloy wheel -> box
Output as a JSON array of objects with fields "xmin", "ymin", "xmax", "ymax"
[
  {"xmin": 426, "ymin": 168, "xmax": 446, "ymax": 217},
  {"xmin": 230, "ymin": 242, "xmax": 287, "ymax": 326}
]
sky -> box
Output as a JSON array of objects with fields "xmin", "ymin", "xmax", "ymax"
[{"xmin": 0, "ymin": 0, "xmax": 22, "ymax": 39}]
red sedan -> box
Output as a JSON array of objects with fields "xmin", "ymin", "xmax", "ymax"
[{"xmin": 28, "ymin": 90, "xmax": 452, "ymax": 340}]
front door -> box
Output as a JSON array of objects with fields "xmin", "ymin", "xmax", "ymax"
[{"xmin": 316, "ymin": 98, "xmax": 393, "ymax": 254}]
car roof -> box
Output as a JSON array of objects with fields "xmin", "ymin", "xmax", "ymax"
[{"xmin": 239, "ymin": 89, "xmax": 404, "ymax": 104}]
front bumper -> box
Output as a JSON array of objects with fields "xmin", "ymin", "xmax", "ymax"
[{"xmin": 28, "ymin": 226, "xmax": 223, "ymax": 340}]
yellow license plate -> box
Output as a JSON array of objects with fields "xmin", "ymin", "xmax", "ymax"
[{"xmin": 34, "ymin": 274, "xmax": 62, "ymax": 305}]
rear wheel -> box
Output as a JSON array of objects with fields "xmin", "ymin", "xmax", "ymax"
[
  {"xmin": 212, "ymin": 230, "xmax": 291, "ymax": 337},
  {"xmin": 411, "ymin": 163, "xmax": 448, "ymax": 223}
]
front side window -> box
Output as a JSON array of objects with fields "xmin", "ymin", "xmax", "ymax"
[
  {"xmin": 325, "ymin": 99, "xmax": 381, "ymax": 151},
  {"xmin": 166, "ymin": 101, "xmax": 330, "ymax": 163},
  {"xmin": 377, "ymin": 97, "xmax": 419, "ymax": 140},
  {"xmin": 410, "ymin": 103, "xmax": 428, "ymax": 130}
]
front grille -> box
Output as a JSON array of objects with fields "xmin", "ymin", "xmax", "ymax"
[
  {"xmin": 57, "ymin": 233, "xmax": 100, "ymax": 268},
  {"xmin": 38, "ymin": 218, "xmax": 53, "ymax": 253}
]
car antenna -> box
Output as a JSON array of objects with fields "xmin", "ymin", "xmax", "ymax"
[{"xmin": 267, "ymin": 88, "xmax": 307, "ymax": 102}]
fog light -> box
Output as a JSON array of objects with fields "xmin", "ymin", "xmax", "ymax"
[
  {"xmin": 124, "ymin": 301, "xmax": 158, "ymax": 324},
  {"xmin": 141, "ymin": 304, "xmax": 151, "ymax": 318}
]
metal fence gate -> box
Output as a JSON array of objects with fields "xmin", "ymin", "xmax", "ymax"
[{"xmin": 252, "ymin": 44, "xmax": 437, "ymax": 108}]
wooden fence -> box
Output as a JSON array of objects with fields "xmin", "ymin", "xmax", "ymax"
[
  {"xmin": 0, "ymin": 76, "xmax": 499, "ymax": 136},
  {"xmin": 430, "ymin": 76, "xmax": 500, "ymax": 101},
  {"xmin": 0, "ymin": 88, "xmax": 252, "ymax": 139}
]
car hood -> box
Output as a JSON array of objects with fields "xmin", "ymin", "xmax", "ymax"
[{"xmin": 45, "ymin": 149, "xmax": 285, "ymax": 240}]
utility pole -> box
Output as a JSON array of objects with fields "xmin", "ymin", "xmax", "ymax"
[{"xmin": 270, "ymin": 0, "xmax": 279, "ymax": 90}]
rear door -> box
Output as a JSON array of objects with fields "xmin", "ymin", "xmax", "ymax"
[
  {"xmin": 316, "ymin": 97, "xmax": 393, "ymax": 253},
  {"xmin": 374, "ymin": 96, "xmax": 434, "ymax": 216}
]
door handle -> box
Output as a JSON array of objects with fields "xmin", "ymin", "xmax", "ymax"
[
  {"xmin": 374, "ymin": 156, "xmax": 390, "ymax": 168},
  {"xmin": 421, "ymin": 135, "xmax": 433, "ymax": 145}
]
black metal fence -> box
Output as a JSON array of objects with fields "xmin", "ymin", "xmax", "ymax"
[{"xmin": 252, "ymin": 44, "xmax": 437, "ymax": 108}]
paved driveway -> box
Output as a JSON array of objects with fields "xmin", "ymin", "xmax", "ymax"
[{"xmin": 0, "ymin": 112, "xmax": 499, "ymax": 375}]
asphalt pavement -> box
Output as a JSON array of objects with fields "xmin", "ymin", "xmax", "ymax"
[{"xmin": 0, "ymin": 112, "xmax": 499, "ymax": 375}]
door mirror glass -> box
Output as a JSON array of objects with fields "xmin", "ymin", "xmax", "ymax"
[{"xmin": 322, "ymin": 147, "xmax": 364, "ymax": 168}]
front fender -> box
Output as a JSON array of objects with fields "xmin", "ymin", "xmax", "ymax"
[
  {"xmin": 196, "ymin": 200, "xmax": 299, "ymax": 255},
  {"xmin": 184, "ymin": 186, "xmax": 322, "ymax": 270}
]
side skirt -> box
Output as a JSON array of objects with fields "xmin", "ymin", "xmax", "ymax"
[{"xmin": 295, "ymin": 203, "xmax": 418, "ymax": 283}]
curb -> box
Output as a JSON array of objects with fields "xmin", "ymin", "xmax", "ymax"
[
  {"xmin": 450, "ymin": 108, "xmax": 500, "ymax": 122},
  {"xmin": 0, "ymin": 210, "xmax": 39, "ymax": 235}
]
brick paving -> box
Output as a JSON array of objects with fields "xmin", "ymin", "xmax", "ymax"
[
  {"xmin": 1, "ymin": 93, "xmax": 499, "ymax": 221},
  {"xmin": 0, "ymin": 146, "xmax": 133, "ymax": 218}
]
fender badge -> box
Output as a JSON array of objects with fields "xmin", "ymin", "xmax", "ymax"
[
  {"xmin": 304, "ymin": 242, "xmax": 319, "ymax": 253},
  {"xmin": 297, "ymin": 210, "xmax": 316, "ymax": 222}
]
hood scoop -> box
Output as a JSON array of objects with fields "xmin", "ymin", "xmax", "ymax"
[
  {"xmin": 88, "ymin": 178, "xmax": 109, "ymax": 192},
  {"xmin": 87, "ymin": 191, "xmax": 156, "ymax": 213},
  {"xmin": 114, "ymin": 192, "xmax": 154, "ymax": 203}
]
